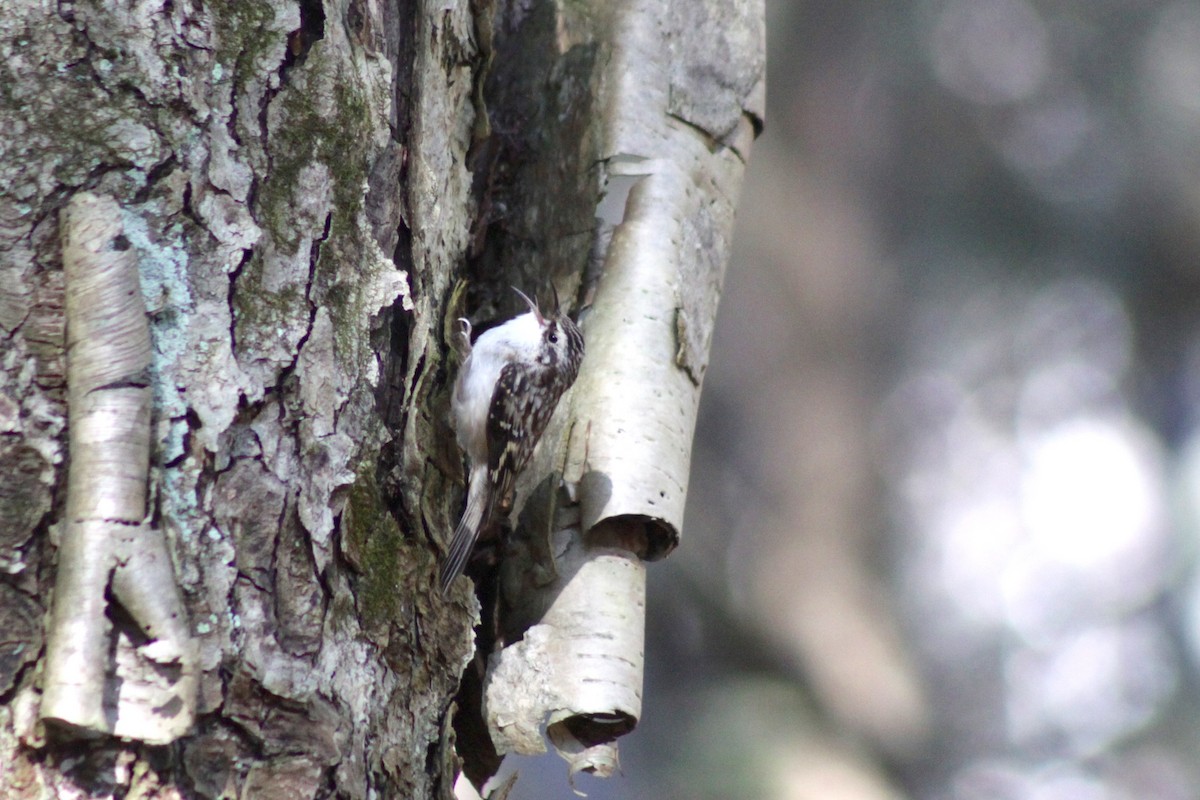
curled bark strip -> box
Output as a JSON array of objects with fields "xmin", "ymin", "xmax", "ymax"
[
  {"xmin": 42, "ymin": 192, "xmax": 196, "ymax": 744},
  {"xmin": 572, "ymin": 0, "xmax": 760, "ymax": 561},
  {"xmin": 486, "ymin": 533, "xmax": 644, "ymax": 767}
]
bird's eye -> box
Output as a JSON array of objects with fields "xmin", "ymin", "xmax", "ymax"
[{"xmin": 549, "ymin": 331, "xmax": 559, "ymax": 343}]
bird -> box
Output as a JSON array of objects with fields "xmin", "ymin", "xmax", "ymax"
[{"xmin": 440, "ymin": 287, "xmax": 585, "ymax": 595}]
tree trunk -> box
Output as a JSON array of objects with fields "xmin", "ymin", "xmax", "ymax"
[
  {"xmin": 1, "ymin": 0, "xmax": 477, "ymax": 795},
  {"xmin": 0, "ymin": 0, "xmax": 762, "ymax": 796}
]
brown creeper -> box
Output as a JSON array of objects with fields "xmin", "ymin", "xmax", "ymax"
[{"xmin": 440, "ymin": 288, "xmax": 585, "ymax": 595}]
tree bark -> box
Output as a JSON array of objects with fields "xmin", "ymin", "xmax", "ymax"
[
  {"xmin": 1, "ymin": 0, "xmax": 477, "ymax": 796},
  {"xmin": 0, "ymin": 0, "xmax": 762, "ymax": 796}
]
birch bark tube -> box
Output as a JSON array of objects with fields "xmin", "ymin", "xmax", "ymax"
[
  {"xmin": 42, "ymin": 192, "xmax": 198, "ymax": 744},
  {"xmin": 43, "ymin": 192, "xmax": 154, "ymax": 732}
]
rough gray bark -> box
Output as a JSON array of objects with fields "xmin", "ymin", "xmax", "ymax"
[
  {"xmin": 1, "ymin": 0, "xmax": 476, "ymax": 796},
  {"xmin": 0, "ymin": 0, "xmax": 762, "ymax": 796}
]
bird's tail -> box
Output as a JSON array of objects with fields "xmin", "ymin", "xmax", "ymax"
[{"xmin": 440, "ymin": 465, "xmax": 491, "ymax": 595}]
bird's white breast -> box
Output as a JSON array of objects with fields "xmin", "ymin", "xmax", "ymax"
[{"xmin": 451, "ymin": 311, "xmax": 542, "ymax": 462}]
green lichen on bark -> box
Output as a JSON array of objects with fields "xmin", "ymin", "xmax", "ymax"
[
  {"xmin": 343, "ymin": 462, "xmax": 413, "ymax": 640},
  {"xmin": 0, "ymin": 10, "xmax": 166, "ymax": 204},
  {"xmin": 232, "ymin": 41, "xmax": 380, "ymax": 374},
  {"xmin": 207, "ymin": 0, "xmax": 292, "ymax": 102},
  {"xmin": 257, "ymin": 53, "xmax": 370, "ymax": 249}
]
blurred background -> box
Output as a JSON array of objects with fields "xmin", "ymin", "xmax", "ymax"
[{"xmin": 511, "ymin": 1, "xmax": 1200, "ymax": 797}]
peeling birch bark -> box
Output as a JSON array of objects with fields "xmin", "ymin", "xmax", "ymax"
[
  {"xmin": 478, "ymin": 0, "xmax": 764, "ymax": 781},
  {"xmin": 42, "ymin": 192, "xmax": 197, "ymax": 743},
  {"xmin": 486, "ymin": 534, "xmax": 644, "ymax": 781},
  {"xmin": 575, "ymin": 0, "xmax": 763, "ymax": 556}
]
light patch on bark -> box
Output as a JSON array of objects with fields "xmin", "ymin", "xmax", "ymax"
[{"xmin": 42, "ymin": 192, "xmax": 197, "ymax": 744}]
